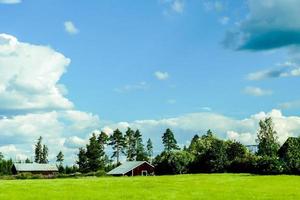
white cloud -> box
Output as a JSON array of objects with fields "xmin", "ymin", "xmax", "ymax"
[
  {"xmin": 154, "ymin": 71, "xmax": 169, "ymax": 80},
  {"xmin": 0, "ymin": 33, "xmax": 73, "ymax": 111},
  {"xmin": 114, "ymin": 81, "xmax": 149, "ymax": 93},
  {"xmin": 103, "ymin": 109, "xmax": 300, "ymax": 149},
  {"xmin": 64, "ymin": 136, "xmax": 86, "ymax": 149},
  {"xmin": 0, "ymin": 34, "xmax": 100, "ymax": 164},
  {"xmin": 171, "ymin": 0, "xmax": 184, "ymax": 13},
  {"xmin": 0, "ymin": 0, "xmax": 21, "ymax": 4},
  {"xmin": 160, "ymin": 0, "xmax": 185, "ymax": 15},
  {"xmin": 279, "ymin": 100, "xmax": 300, "ymax": 110},
  {"xmin": 64, "ymin": 21, "xmax": 79, "ymax": 35},
  {"xmin": 244, "ymin": 86, "xmax": 273, "ymax": 96}
]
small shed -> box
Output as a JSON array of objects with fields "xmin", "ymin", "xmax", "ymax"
[
  {"xmin": 107, "ymin": 161, "xmax": 154, "ymax": 176},
  {"xmin": 12, "ymin": 163, "xmax": 58, "ymax": 176}
]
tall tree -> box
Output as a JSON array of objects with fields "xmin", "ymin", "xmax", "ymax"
[
  {"xmin": 41, "ymin": 144, "xmax": 49, "ymax": 163},
  {"xmin": 34, "ymin": 136, "xmax": 43, "ymax": 163},
  {"xmin": 77, "ymin": 147, "xmax": 89, "ymax": 173},
  {"xmin": 256, "ymin": 117, "xmax": 280, "ymax": 157},
  {"xmin": 146, "ymin": 138, "xmax": 153, "ymax": 161},
  {"xmin": 98, "ymin": 131, "xmax": 109, "ymax": 151},
  {"xmin": 188, "ymin": 134, "xmax": 200, "ymax": 154},
  {"xmin": 124, "ymin": 128, "xmax": 136, "ymax": 161},
  {"xmin": 109, "ymin": 129, "xmax": 125, "ymax": 164},
  {"xmin": 56, "ymin": 151, "xmax": 64, "ymax": 165},
  {"xmin": 86, "ymin": 133, "xmax": 103, "ymax": 171},
  {"xmin": 134, "ymin": 129, "xmax": 147, "ymax": 161},
  {"xmin": 0, "ymin": 152, "xmax": 3, "ymax": 161},
  {"xmin": 162, "ymin": 128, "xmax": 180, "ymax": 153}
]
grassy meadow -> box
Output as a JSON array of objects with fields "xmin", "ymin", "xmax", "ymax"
[{"xmin": 0, "ymin": 174, "xmax": 299, "ymax": 199}]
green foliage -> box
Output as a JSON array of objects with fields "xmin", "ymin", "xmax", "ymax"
[
  {"xmin": 154, "ymin": 151, "xmax": 193, "ymax": 175},
  {"xmin": 162, "ymin": 128, "xmax": 180, "ymax": 153},
  {"xmin": 124, "ymin": 128, "xmax": 136, "ymax": 161},
  {"xmin": 146, "ymin": 138, "xmax": 153, "ymax": 161},
  {"xmin": 255, "ymin": 156, "xmax": 284, "ymax": 175},
  {"xmin": 257, "ymin": 117, "xmax": 280, "ymax": 157},
  {"xmin": 226, "ymin": 140, "xmax": 248, "ymax": 161},
  {"xmin": 0, "ymin": 158, "xmax": 13, "ymax": 175},
  {"xmin": 189, "ymin": 130, "xmax": 228, "ymax": 173},
  {"xmin": 34, "ymin": 136, "xmax": 43, "ymax": 163},
  {"xmin": 86, "ymin": 133, "xmax": 104, "ymax": 172},
  {"xmin": 278, "ymin": 137, "xmax": 300, "ymax": 174},
  {"xmin": 109, "ymin": 129, "xmax": 126, "ymax": 164},
  {"xmin": 134, "ymin": 129, "xmax": 148, "ymax": 161},
  {"xmin": 34, "ymin": 136, "xmax": 49, "ymax": 164},
  {"xmin": 77, "ymin": 147, "xmax": 89, "ymax": 173}
]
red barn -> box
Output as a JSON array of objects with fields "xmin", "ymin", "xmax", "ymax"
[{"xmin": 107, "ymin": 161, "xmax": 154, "ymax": 176}]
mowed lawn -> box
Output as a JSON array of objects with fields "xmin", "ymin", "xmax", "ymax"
[{"xmin": 0, "ymin": 174, "xmax": 300, "ymax": 200}]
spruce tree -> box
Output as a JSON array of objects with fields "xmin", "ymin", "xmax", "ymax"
[
  {"xmin": 56, "ymin": 151, "xmax": 64, "ymax": 166},
  {"xmin": 77, "ymin": 147, "xmax": 89, "ymax": 173},
  {"xmin": 86, "ymin": 133, "xmax": 102, "ymax": 171},
  {"xmin": 41, "ymin": 144, "xmax": 48, "ymax": 163},
  {"xmin": 146, "ymin": 138, "xmax": 153, "ymax": 161},
  {"xmin": 162, "ymin": 128, "xmax": 180, "ymax": 153},
  {"xmin": 134, "ymin": 129, "xmax": 147, "ymax": 161},
  {"xmin": 34, "ymin": 136, "xmax": 43, "ymax": 163}
]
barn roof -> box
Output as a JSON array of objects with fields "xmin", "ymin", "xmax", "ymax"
[
  {"xmin": 107, "ymin": 161, "xmax": 153, "ymax": 175},
  {"xmin": 13, "ymin": 163, "xmax": 58, "ymax": 172}
]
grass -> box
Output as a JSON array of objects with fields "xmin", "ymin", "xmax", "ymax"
[{"xmin": 0, "ymin": 174, "xmax": 300, "ymax": 199}]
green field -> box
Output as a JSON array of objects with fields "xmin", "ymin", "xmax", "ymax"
[{"xmin": 0, "ymin": 174, "xmax": 300, "ymax": 199}]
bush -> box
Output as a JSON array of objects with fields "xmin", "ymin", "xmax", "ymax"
[
  {"xmin": 15, "ymin": 173, "xmax": 32, "ymax": 179},
  {"xmin": 227, "ymin": 155, "xmax": 258, "ymax": 173},
  {"xmin": 254, "ymin": 156, "xmax": 284, "ymax": 175}
]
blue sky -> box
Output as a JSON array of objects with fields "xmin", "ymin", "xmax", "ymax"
[{"xmin": 1, "ymin": 0, "xmax": 300, "ymax": 163}]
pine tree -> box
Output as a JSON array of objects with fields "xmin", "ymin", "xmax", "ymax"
[
  {"xmin": 34, "ymin": 136, "xmax": 43, "ymax": 163},
  {"xmin": 109, "ymin": 129, "xmax": 125, "ymax": 164},
  {"xmin": 56, "ymin": 151, "xmax": 64, "ymax": 166},
  {"xmin": 256, "ymin": 117, "xmax": 280, "ymax": 157},
  {"xmin": 124, "ymin": 128, "xmax": 136, "ymax": 161},
  {"xmin": 41, "ymin": 144, "xmax": 48, "ymax": 164},
  {"xmin": 77, "ymin": 147, "xmax": 89, "ymax": 173},
  {"xmin": 162, "ymin": 128, "xmax": 180, "ymax": 153},
  {"xmin": 97, "ymin": 132, "xmax": 109, "ymax": 168},
  {"xmin": 134, "ymin": 129, "xmax": 147, "ymax": 161},
  {"xmin": 146, "ymin": 138, "xmax": 153, "ymax": 161}
]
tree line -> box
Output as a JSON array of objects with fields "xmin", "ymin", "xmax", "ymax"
[
  {"xmin": 76, "ymin": 128, "xmax": 153, "ymax": 173},
  {"xmin": 0, "ymin": 117, "xmax": 300, "ymax": 175}
]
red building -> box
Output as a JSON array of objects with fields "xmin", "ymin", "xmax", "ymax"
[{"xmin": 107, "ymin": 161, "xmax": 154, "ymax": 176}]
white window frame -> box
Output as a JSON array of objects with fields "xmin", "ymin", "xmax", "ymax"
[{"xmin": 141, "ymin": 170, "xmax": 148, "ymax": 176}]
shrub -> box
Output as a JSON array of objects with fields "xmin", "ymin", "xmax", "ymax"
[{"xmin": 254, "ymin": 156, "xmax": 284, "ymax": 175}]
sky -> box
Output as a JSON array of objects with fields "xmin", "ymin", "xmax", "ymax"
[{"xmin": 1, "ymin": 0, "xmax": 300, "ymax": 164}]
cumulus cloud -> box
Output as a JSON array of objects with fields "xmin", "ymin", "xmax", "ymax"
[
  {"xmin": 0, "ymin": 0, "xmax": 21, "ymax": 4},
  {"xmin": 102, "ymin": 109, "xmax": 300, "ymax": 151},
  {"xmin": 0, "ymin": 34, "xmax": 100, "ymax": 164},
  {"xmin": 0, "ymin": 34, "xmax": 73, "ymax": 111},
  {"xmin": 224, "ymin": 0, "xmax": 300, "ymax": 50},
  {"xmin": 154, "ymin": 71, "xmax": 169, "ymax": 80},
  {"xmin": 64, "ymin": 21, "xmax": 79, "ymax": 35},
  {"xmin": 243, "ymin": 86, "xmax": 273, "ymax": 96}
]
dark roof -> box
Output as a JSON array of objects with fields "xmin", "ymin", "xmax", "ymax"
[
  {"xmin": 107, "ymin": 161, "xmax": 154, "ymax": 175},
  {"xmin": 13, "ymin": 163, "xmax": 58, "ymax": 172}
]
